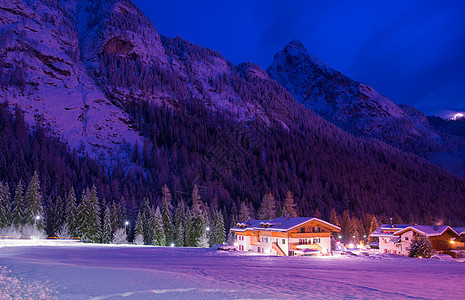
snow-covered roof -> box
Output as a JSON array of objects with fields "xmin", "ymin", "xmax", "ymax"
[
  {"xmin": 230, "ymin": 217, "xmax": 340, "ymax": 232},
  {"xmin": 370, "ymin": 224, "xmax": 410, "ymax": 238},
  {"xmin": 453, "ymin": 227, "xmax": 465, "ymax": 236},
  {"xmin": 393, "ymin": 225, "xmax": 459, "ymax": 237}
]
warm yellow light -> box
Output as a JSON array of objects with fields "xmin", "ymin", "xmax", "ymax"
[{"xmin": 450, "ymin": 240, "xmax": 455, "ymax": 245}]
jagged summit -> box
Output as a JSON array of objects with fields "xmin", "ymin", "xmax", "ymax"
[
  {"xmin": 285, "ymin": 39, "xmax": 307, "ymax": 52},
  {"xmin": 267, "ymin": 40, "xmax": 437, "ymax": 145}
]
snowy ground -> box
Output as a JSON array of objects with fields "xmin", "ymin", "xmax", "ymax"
[{"xmin": 0, "ymin": 242, "xmax": 464, "ymax": 299}]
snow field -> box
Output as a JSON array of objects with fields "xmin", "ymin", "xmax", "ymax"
[{"xmin": 0, "ymin": 244, "xmax": 464, "ymax": 299}]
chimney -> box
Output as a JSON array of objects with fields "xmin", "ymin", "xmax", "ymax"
[{"xmin": 390, "ymin": 217, "xmax": 394, "ymax": 227}]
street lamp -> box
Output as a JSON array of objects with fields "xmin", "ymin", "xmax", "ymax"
[
  {"xmin": 124, "ymin": 221, "xmax": 129, "ymax": 226},
  {"xmin": 206, "ymin": 227, "xmax": 210, "ymax": 232}
]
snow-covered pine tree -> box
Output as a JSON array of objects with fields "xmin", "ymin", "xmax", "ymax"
[
  {"xmin": 135, "ymin": 206, "xmax": 144, "ymax": 245},
  {"xmin": 283, "ymin": 191, "xmax": 298, "ymax": 217},
  {"xmin": 137, "ymin": 199, "xmax": 154, "ymax": 245},
  {"xmin": 185, "ymin": 209, "xmax": 195, "ymax": 247},
  {"xmin": 210, "ymin": 209, "xmax": 225, "ymax": 245},
  {"xmin": 153, "ymin": 206, "xmax": 166, "ymax": 246},
  {"xmin": 87, "ymin": 185, "xmax": 101, "ymax": 242},
  {"xmin": 25, "ymin": 171, "xmax": 43, "ymax": 227},
  {"xmin": 161, "ymin": 185, "xmax": 174, "ymax": 246},
  {"xmin": 76, "ymin": 189, "xmax": 90, "ymax": 239},
  {"xmin": 12, "ymin": 179, "xmax": 26, "ymax": 228},
  {"xmin": 409, "ymin": 234, "xmax": 433, "ymax": 258},
  {"xmin": 112, "ymin": 228, "xmax": 127, "ymax": 244},
  {"xmin": 66, "ymin": 187, "xmax": 78, "ymax": 237},
  {"xmin": 258, "ymin": 193, "xmax": 276, "ymax": 220},
  {"xmin": 0, "ymin": 182, "xmax": 10, "ymax": 228},
  {"xmin": 110, "ymin": 201, "xmax": 122, "ymax": 235},
  {"xmin": 208, "ymin": 208, "xmax": 217, "ymax": 246},
  {"xmin": 174, "ymin": 200, "xmax": 185, "ymax": 247},
  {"xmin": 102, "ymin": 206, "xmax": 112, "ymax": 244}
]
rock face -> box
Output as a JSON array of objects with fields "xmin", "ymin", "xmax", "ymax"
[
  {"xmin": 0, "ymin": 0, "xmax": 143, "ymax": 163},
  {"xmin": 267, "ymin": 40, "xmax": 437, "ymax": 144},
  {"xmin": 0, "ymin": 0, "xmax": 281, "ymax": 163}
]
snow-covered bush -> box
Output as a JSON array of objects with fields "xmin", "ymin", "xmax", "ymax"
[
  {"xmin": 133, "ymin": 234, "xmax": 143, "ymax": 245},
  {"xmin": 21, "ymin": 225, "xmax": 46, "ymax": 240},
  {"xmin": 56, "ymin": 223, "xmax": 70, "ymax": 239},
  {"xmin": 408, "ymin": 235, "xmax": 433, "ymax": 258},
  {"xmin": 0, "ymin": 226, "xmax": 21, "ymax": 238},
  {"xmin": 112, "ymin": 228, "xmax": 127, "ymax": 244}
]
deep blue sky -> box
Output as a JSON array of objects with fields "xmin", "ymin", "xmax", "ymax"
[{"xmin": 133, "ymin": 0, "xmax": 465, "ymax": 117}]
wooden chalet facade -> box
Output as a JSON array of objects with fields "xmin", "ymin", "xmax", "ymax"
[{"xmin": 230, "ymin": 217, "xmax": 340, "ymax": 256}]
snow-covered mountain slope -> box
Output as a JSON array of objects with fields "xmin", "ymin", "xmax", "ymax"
[
  {"xmin": 267, "ymin": 40, "xmax": 438, "ymax": 144},
  {"xmin": 0, "ymin": 0, "xmax": 143, "ymax": 163}
]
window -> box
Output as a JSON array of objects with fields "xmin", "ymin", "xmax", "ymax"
[
  {"xmin": 301, "ymin": 228, "xmax": 305, "ymax": 233},
  {"xmin": 405, "ymin": 237, "xmax": 409, "ymax": 241},
  {"xmin": 282, "ymin": 239, "xmax": 286, "ymax": 244}
]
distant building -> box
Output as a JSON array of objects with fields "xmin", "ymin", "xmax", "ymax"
[
  {"xmin": 370, "ymin": 224, "xmax": 410, "ymax": 255},
  {"xmin": 371, "ymin": 224, "xmax": 465, "ymax": 257},
  {"xmin": 230, "ymin": 217, "xmax": 340, "ymax": 256}
]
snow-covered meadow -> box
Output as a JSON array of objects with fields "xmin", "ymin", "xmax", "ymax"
[{"xmin": 0, "ymin": 242, "xmax": 464, "ymax": 299}]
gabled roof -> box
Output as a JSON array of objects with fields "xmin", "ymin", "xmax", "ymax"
[
  {"xmin": 370, "ymin": 224, "xmax": 410, "ymax": 238},
  {"xmin": 230, "ymin": 217, "xmax": 340, "ymax": 232},
  {"xmin": 453, "ymin": 227, "xmax": 465, "ymax": 236},
  {"xmin": 393, "ymin": 225, "xmax": 459, "ymax": 237}
]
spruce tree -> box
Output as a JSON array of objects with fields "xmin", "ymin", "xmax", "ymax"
[
  {"xmin": 238, "ymin": 200, "xmax": 251, "ymax": 222},
  {"xmin": 135, "ymin": 207, "xmax": 144, "ymax": 245},
  {"xmin": 12, "ymin": 179, "xmax": 26, "ymax": 228},
  {"xmin": 0, "ymin": 182, "xmax": 10, "ymax": 228},
  {"xmin": 341, "ymin": 210, "xmax": 351, "ymax": 242},
  {"xmin": 283, "ymin": 191, "xmax": 298, "ymax": 217},
  {"xmin": 87, "ymin": 185, "xmax": 101, "ymax": 242},
  {"xmin": 192, "ymin": 185, "xmax": 202, "ymax": 216},
  {"xmin": 368, "ymin": 216, "xmax": 378, "ymax": 242},
  {"xmin": 161, "ymin": 185, "xmax": 174, "ymax": 246},
  {"xmin": 174, "ymin": 200, "xmax": 185, "ymax": 247},
  {"xmin": 330, "ymin": 208, "xmax": 339, "ymax": 226},
  {"xmin": 76, "ymin": 189, "xmax": 90, "ymax": 239},
  {"xmin": 185, "ymin": 210, "xmax": 195, "ymax": 247},
  {"xmin": 409, "ymin": 235, "xmax": 433, "ymax": 258},
  {"xmin": 25, "ymin": 171, "xmax": 43, "ymax": 227},
  {"xmin": 153, "ymin": 206, "xmax": 166, "ymax": 246},
  {"xmin": 102, "ymin": 206, "xmax": 112, "ymax": 244},
  {"xmin": 66, "ymin": 187, "xmax": 77, "ymax": 237},
  {"xmin": 258, "ymin": 193, "xmax": 276, "ymax": 220}
]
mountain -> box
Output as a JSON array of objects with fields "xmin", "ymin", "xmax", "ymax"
[
  {"xmin": 267, "ymin": 40, "xmax": 465, "ymax": 176},
  {"xmin": 1, "ymin": 0, "xmax": 465, "ymax": 227},
  {"xmin": 0, "ymin": 0, "xmax": 143, "ymax": 163}
]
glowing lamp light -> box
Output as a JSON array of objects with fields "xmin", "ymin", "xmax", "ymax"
[
  {"xmin": 124, "ymin": 221, "xmax": 129, "ymax": 226},
  {"xmin": 338, "ymin": 235, "xmax": 342, "ymax": 239},
  {"xmin": 206, "ymin": 227, "xmax": 210, "ymax": 231},
  {"xmin": 234, "ymin": 242, "xmax": 238, "ymax": 247},
  {"xmin": 35, "ymin": 215, "xmax": 41, "ymax": 220},
  {"xmin": 418, "ymin": 256, "xmax": 423, "ymax": 259},
  {"xmin": 450, "ymin": 240, "xmax": 455, "ymax": 245},
  {"xmin": 170, "ymin": 243, "xmax": 175, "ymax": 247},
  {"xmin": 348, "ymin": 243, "xmax": 354, "ymax": 249}
]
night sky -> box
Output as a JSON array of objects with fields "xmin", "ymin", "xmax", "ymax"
[{"xmin": 133, "ymin": 0, "xmax": 465, "ymax": 118}]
